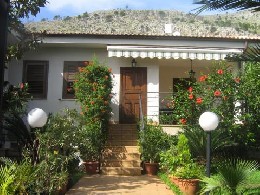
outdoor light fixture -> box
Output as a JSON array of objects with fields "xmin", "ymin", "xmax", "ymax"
[
  {"xmin": 189, "ymin": 59, "xmax": 196, "ymax": 79},
  {"xmin": 27, "ymin": 108, "xmax": 48, "ymax": 128},
  {"xmin": 199, "ymin": 111, "xmax": 219, "ymax": 177},
  {"xmin": 132, "ymin": 58, "xmax": 137, "ymax": 67}
]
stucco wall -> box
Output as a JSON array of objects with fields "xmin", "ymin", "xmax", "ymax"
[{"xmin": 7, "ymin": 47, "xmax": 160, "ymax": 123}]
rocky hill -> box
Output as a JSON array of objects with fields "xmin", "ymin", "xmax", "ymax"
[{"xmin": 25, "ymin": 9, "xmax": 260, "ymax": 38}]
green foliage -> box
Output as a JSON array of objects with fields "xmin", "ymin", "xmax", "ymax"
[
  {"xmin": 201, "ymin": 159, "xmax": 260, "ymax": 194},
  {"xmin": 3, "ymin": 82, "xmax": 32, "ymax": 149},
  {"xmin": 139, "ymin": 121, "xmax": 175, "ymax": 163},
  {"xmin": 158, "ymin": 172, "xmax": 182, "ymax": 195},
  {"xmin": 162, "ymin": 61, "xmax": 260, "ymax": 153},
  {"xmin": 78, "ymin": 122, "xmax": 105, "ymax": 161},
  {"xmin": 74, "ymin": 57, "xmax": 113, "ymax": 126},
  {"xmin": 183, "ymin": 125, "xmax": 234, "ymax": 159},
  {"xmin": 0, "ymin": 157, "xmax": 34, "ymax": 194},
  {"xmin": 160, "ymin": 134, "xmax": 203, "ymax": 179},
  {"xmin": 7, "ymin": 0, "xmax": 47, "ymax": 61},
  {"xmin": 74, "ymin": 57, "xmax": 113, "ymax": 161},
  {"xmin": 3, "ymin": 82, "xmax": 30, "ymax": 115}
]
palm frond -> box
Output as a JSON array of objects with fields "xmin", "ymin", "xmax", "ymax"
[
  {"xmin": 226, "ymin": 43, "xmax": 260, "ymax": 62},
  {"xmin": 194, "ymin": 0, "xmax": 260, "ymax": 14}
]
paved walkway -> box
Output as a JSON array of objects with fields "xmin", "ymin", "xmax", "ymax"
[{"xmin": 66, "ymin": 174, "xmax": 173, "ymax": 195}]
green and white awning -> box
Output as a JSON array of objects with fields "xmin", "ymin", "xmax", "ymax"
[{"xmin": 107, "ymin": 46, "xmax": 243, "ymax": 60}]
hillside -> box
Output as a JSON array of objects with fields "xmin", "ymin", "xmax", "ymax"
[{"xmin": 25, "ymin": 9, "xmax": 260, "ymax": 38}]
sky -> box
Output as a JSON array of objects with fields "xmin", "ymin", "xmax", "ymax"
[{"xmin": 24, "ymin": 0, "xmax": 230, "ymax": 22}]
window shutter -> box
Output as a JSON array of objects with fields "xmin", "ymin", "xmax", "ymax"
[
  {"xmin": 23, "ymin": 61, "xmax": 48, "ymax": 99},
  {"xmin": 63, "ymin": 61, "xmax": 89, "ymax": 99}
]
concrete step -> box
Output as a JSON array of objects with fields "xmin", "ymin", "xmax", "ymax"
[
  {"xmin": 101, "ymin": 160, "xmax": 141, "ymax": 167},
  {"xmin": 108, "ymin": 124, "xmax": 138, "ymax": 130},
  {"xmin": 102, "ymin": 151, "xmax": 141, "ymax": 161},
  {"xmin": 107, "ymin": 134, "xmax": 138, "ymax": 141},
  {"xmin": 104, "ymin": 146, "xmax": 140, "ymax": 153},
  {"xmin": 101, "ymin": 167, "xmax": 142, "ymax": 176},
  {"xmin": 106, "ymin": 140, "xmax": 138, "ymax": 146}
]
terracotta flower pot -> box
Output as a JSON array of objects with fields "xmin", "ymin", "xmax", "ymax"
[
  {"xmin": 177, "ymin": 178, "xmax": 200, "ymax": 195},
  {"xmin": 144, "ymin": 162, "xmax": 159, "ymax": 176},
  {"xmin": 84, "ymin": 161, "xmax": 99, "ymax": 174}
]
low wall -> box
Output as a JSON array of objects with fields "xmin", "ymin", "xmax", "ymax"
[{"xmin": 161, "ymin": 125, "xmax": 182, "ymax": 135}]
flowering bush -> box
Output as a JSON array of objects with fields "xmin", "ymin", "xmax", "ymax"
[
  {"xmin": 73, "ymin": 57, "xmax": 113, "ymax": 161},
  {"xmin": 166, "ymin": 62, "xmax": 239, "ymax": 128},
  {"xmin": 163, "ymin": 61, "xmax": 260, "ymax": 155},
  {"xmin": 74, "ymin": 57, "xmax": 113, "ymax": 125}
]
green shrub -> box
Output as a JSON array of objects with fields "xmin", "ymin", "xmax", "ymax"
[{"xmin": 139, "ymin": 121, "xmax": 175, "ymax": 163}]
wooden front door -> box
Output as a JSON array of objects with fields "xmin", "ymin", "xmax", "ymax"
[{"xmin": 120, "ymin": 67, "xmax": 147, "ymax": 124}]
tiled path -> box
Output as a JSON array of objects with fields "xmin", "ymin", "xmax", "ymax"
[{"xmin": 66, "ymin": 174, "xmax": 173, "ymax": 195}]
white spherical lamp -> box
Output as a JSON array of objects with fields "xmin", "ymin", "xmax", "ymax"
[
  {"xmin": 28, "ymin": 108, "xmax": 48, "ymax": 128},
  {"xmin": 199, "ymin": 111, "xmax": 219, "ymax": 131}
]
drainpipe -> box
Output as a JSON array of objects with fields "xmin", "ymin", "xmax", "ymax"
[{"xmin": 0, "ymin": 0, "xmax": 10, "ymax": 148}]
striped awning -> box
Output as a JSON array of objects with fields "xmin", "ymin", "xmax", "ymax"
[{"xmin": 107, "ymin": 46, "xmax": 243, "ymax": 60}]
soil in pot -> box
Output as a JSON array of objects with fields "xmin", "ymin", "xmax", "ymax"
[{"xmin": 144, "ymin": 162, "xmax": 159, "ymax": 176}]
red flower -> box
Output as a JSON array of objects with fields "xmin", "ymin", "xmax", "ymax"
[
  {"xmin": 91, "ymin": 101, "xmax": 95, "ymax": 105},
  {"xmin": 108, "ymin": 68, "xmax": 112, "ymax": 73},
  {"xmin": 188, "ymin": 87, "xmax": 193, "ymax": 93},
  {"xmin": 217, "ymin": 69, "xmax": 223, "ymax": 74},
  {"xmin": 199, "ymin": 75, "xmax": 207, "ymax": 82},
  {"xmin": 188, "ymin": 94, "xmax": 194, "ymax": 99},
  {"xmin": 214, "ymin": 90, "xmax": 221, "ymax": 97},
  {"xmin": 20, "ymin": 83, "xmax": 24, "ymax": 89},
  {"xmin": 234, "ymin": 77, "xmax": 240, "ymax": 83},
  {"xmin": 180, "ymin": 118, "xmax": 187, "ymax": 125},
  {"xmin": 196, "ymin": 97, "xmax": 203, "ymax": 104}
]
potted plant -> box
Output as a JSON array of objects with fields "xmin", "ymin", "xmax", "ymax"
[
  {"xmin": 160, "ymin": 134, "xmax": 203, "ymax": 195},
  {"xmin": 139, "ymin": 121, "xmax": 172, "ymax": 176},
  {"xmin": 78, "ymin": 122, "xmax": 105, "ymax": 174}
]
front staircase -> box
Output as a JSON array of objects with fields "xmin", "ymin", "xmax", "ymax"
[{"xmin": 101, "ymin": 124, "xmax": 142, "ymax": 176}]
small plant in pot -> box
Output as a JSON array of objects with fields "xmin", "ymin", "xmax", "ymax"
[
  {"xmin": 79, "ymin": 122, "xmax": 105, "ymax": 174},
  {"xmin": 160, "ymin": 134, "xmax": 203, "ymax": 195},
  {"xmin": 139, "ymin": 121, "xmax": 172, "ymax": 176}
]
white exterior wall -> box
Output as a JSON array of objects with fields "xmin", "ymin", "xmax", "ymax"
[{"xmin": 7, "ymin": 47, "xmax": 160, "ymax": 123}]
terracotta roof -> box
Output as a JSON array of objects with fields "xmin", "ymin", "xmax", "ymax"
[{"xmin": 24, "ymin": 10, "xmax": 260, "ymax": 40}]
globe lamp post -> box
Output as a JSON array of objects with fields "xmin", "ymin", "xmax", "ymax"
[
  {"xmin": 199, "ymin": 111, "xmax": 219, "ymax": 177},
  {"xmin": 27, "ymin": 108, "xmax": 48, "ymax": 164}
]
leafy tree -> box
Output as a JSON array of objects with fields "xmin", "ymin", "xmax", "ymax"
[{"xmin": 7, "ymin": 0, "xmax": 48, "ymax": 61}]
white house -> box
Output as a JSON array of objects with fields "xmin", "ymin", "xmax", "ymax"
[{"xmin": 6, "ymin": 10, "xmax": 260, "ymax": 125}]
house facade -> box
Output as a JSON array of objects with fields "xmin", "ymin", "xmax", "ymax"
[{"xmin": 5, "ymin": 10, "xmax": 260, "ymax": 125}]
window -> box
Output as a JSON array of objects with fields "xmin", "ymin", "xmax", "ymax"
[
  {"xmin": 23, "ymin": 60, "xmax": 49, "ymax": 99},
  {"xmin": 62, "ymin": 61, "xmax": 90, "ymax": 99}
]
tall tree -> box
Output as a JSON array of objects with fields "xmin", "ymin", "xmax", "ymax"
[{"xmin": 0, "ymin": 0, "xmax": 47, "ymax": 149}]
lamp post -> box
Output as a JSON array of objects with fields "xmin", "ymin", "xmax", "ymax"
[
  {"xmin": 27, "ymin": 108, "xmax": 48, "ymax": 164},
  {"xmin": 199, "ymin": 111, "xmax": 219, "ymax": 177}
]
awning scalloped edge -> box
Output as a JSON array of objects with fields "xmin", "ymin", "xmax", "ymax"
[{"xmin": 107, "ymin": 46, "xmax": 243, "ymax": 60}]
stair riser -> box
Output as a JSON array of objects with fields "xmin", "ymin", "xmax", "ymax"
[
  {"xmin": 104, "ymin": 146, "xmax": 139, "ymax": 153},
  {"xmin": 101, "ymin": 160, "xmax": 141, "ymax": 167},
  {"xmin": 101, "ymin": 168, "xmax": 141, "ymax": 176},
  {"xmin": 106, "ymin": 140, "xmax": 138, "ymax": 146},
  {"xmin": 107, "ymin": 134, "xmax": 138, "ymax": 141},
  {"xmin": 102, "ymin": 152, "xmax": 141, "ymax": 160}
]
